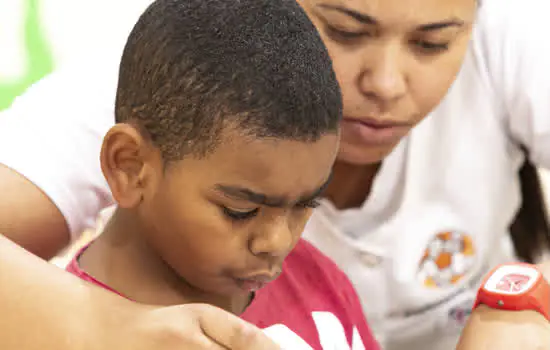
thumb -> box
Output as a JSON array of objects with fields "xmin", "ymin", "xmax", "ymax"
[{"xmin": 191, "ymin": 304, "xmax": 282, "ymax": 350}]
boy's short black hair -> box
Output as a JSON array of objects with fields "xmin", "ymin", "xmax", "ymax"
[{"xmin": 115, "ymin": 0, "xmax": 342, "ymax": 160}]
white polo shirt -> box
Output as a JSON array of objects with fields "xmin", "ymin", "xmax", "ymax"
[
  {"xmin": 305, "ymin": 0, "xmax": 550, "ymax": 348},
  {"xmin": 1, "ymin": 0, "xmax": 549, "ymax": 349}
]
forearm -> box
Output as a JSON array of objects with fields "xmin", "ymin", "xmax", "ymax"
[
  {"xmin": 0, "ymin": 164, "xmax": 71, "ymax": 259},
  {"xmin": 0, "ymin": 235, "xmax": 126, "ymax": 350},
  {"xmin": 456, "ymin": 305, "xmax": 550, "ymax": 349}
]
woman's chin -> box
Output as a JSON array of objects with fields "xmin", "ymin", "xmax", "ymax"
[{"xmin": 336, "ymin": 142, "xmax": 397, "ymax": 166}]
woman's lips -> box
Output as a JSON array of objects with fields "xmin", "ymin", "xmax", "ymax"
[{"xmin": 341, "ymin": 117, "xmax": 412, "ymax": 146}]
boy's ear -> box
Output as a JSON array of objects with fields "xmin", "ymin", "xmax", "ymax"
[{"xmin": 100, "ymin": 124, "xmax": 159, "ymax": 208}]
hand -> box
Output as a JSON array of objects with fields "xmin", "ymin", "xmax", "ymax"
[
  {"xmin": 456, "ymin": 305, "xmax": 550, "ymax": 349},
  {"xmin": 0, "ymin": 234, "xmax": 280, "ymax": 350},
  {"xmin": 103, "ymin": 302, "xmax": 282, "ymax": 350}
]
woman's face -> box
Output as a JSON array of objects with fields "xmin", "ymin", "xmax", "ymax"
[{"xmin": 299, "ymin": 0, "xmax": 477, "ymax": 164}]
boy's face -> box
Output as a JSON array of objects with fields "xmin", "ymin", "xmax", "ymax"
[{"xmin": 102, "ymin": 125, "xmax": 338, "ymax": 299}]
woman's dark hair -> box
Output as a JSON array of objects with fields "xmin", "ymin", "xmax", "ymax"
[{"xmin": 509, "ymin": 155, "xmax": 550, "ymax": 263}]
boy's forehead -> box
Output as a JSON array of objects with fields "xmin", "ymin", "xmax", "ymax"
[
  {"xmin": 207, "ymin": 133, "xmax": 330, "ymax": 167},
  {"xmin": 175, "ymin": 132, "xmax": 338, "ymax": 194},
  {"xmin": 194, "ymin": 135, "xmax": 338, "ymax": 187}
]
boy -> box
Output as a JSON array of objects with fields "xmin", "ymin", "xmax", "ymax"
[{"xmin": 66, "ymin": 0, "xmax": 379, "ymax": 348}]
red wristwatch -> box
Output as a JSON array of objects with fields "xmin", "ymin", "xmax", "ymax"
[{"xmin": 473, "ymin": 263, "xmax": 550, "ymax": 321}]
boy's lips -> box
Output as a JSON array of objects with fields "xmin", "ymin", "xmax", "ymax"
[{"xmin": 233, "ymin": 271, "xmax": 281, "ymax": 292}]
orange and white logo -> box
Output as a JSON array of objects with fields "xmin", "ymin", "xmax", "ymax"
[{"xmin": 418, "ymin": 231, "xmax": 476, "ymax": 288}]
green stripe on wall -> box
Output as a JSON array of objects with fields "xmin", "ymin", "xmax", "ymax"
[{"xmin": 0, "ymin": 0, "xmax": 54, "ymax": 111}]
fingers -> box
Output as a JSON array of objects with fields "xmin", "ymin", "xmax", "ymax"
[
  {"xmin": 189, "ymin": 304, "xmax": 282, "ymax": 350},
  {"xmin": 120, "ymin": 304, "xmax": 231, "ymax": 350}
]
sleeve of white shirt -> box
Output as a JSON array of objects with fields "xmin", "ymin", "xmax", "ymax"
[
  {"xmin": 476, "ymin": 0, "xmax": 550, "ymax": 167},
  {"xmin": 0, "ymin": 63, "xmax": 117, "ymax": 238}
]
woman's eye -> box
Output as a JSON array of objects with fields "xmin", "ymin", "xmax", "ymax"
[
  {"xmin": 325, "ymin": 25, "xmax": 369, "ymax": 43},
  {"xmin": 222, "ymin": 207, "xmax": 259, "ymax": 221},
  {"xmin": 412, "ymin": 40, "xmax": 450, "ymax": 54}
]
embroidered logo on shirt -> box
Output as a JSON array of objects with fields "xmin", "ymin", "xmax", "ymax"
[{"xmin": 417, "ymin": 231, "xmax": 476, "ymax": 288}]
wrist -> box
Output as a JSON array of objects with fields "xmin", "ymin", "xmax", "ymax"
[
  {"xmin": 86, "ymin": 287, "xmax": 145, "ymax": 350},
  {"xmin": 59, "ymin": 283, "xmax": 110, "ymax": 350},
  {"xmin": 536, "ymin": 260, "xmax": 550, "ymax": 282},
  {"xmin": 473, "ymin": 263, "xmax": 550, "ymax": 321},
  {"xmin": 458, "ymin": 304, "xmax": 550, "ymax": 350},
  {"xmin": 472, "ymin": 304, "xmax": 549, "ymax": 324}
]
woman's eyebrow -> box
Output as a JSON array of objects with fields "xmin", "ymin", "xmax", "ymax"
[{"xmin": 317, "ymin": 3, "xmax": 467, "ymax": 31}]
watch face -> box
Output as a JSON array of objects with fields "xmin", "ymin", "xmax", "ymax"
[{"xmin": 484, "ymin": 265, "xmax": 540, "ymax": 295}]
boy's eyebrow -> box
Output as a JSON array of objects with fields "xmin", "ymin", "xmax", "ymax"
[{"xmin": 215, "ymin": 173, "xmax": 332, "ymax": 208}]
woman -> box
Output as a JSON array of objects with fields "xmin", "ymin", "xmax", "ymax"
[
  {"xmin": 299, "ymin": 0, "xmax": 550, "ymax": 348},
  {"xmin": 0, "ymin": 0, "xmax": 549, "ymax": 348}
]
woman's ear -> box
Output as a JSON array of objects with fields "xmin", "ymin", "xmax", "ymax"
[{"xmin": 100, "ymin": 124, "xmax": 154, "ymax": 208}]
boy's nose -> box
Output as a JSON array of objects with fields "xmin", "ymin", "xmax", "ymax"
[{"xmin": 248, "ymin": 218, "xmax": 294, "ymax": 259}]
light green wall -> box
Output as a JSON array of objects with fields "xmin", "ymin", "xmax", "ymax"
[{"xmin": 0, "ymin": 0, "xmax": 54, "ymax": 111}]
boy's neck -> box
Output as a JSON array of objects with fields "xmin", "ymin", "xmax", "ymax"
[{"xmin": 78, "ymin": 209, "xmax": 251, "ymax": 314}]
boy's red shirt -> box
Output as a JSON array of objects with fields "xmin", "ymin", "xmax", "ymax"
[{"xmin": 67, "ymin": 239, "xmax": 379, "ymax": 350}]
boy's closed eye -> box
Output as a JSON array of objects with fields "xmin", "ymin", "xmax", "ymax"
[
  {"xmin": 214, "ymin": 174, "xmax": 331, "ymax": 222},
  {"xmin": 222, "ymin": 206, "xmax": 259, "ymax": 221},
  {"xmin": 221, "ymin": 198, "xmax": 322, "ymax": 222}
]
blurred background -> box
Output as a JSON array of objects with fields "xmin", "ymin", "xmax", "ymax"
[
  {"xmin": 0, "ymin": 0, "xmax": 152, "ymax": 265},
  {"xmin": 0, "ymin": 0, "xmax": 151, "ymax": 111}
]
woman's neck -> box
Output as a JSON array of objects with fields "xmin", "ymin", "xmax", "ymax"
[
  {"xmin": 324, "ymin": 161, "xmax": 381, "ymax": 210},
  {"xmin": 78, "ymin": 209, "xmax": 250, "ymax": 314}
]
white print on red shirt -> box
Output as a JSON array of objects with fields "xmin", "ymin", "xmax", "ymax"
[{"xmin": 264, "ymin": 311, "xmax": 366, "ymax": 350}]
